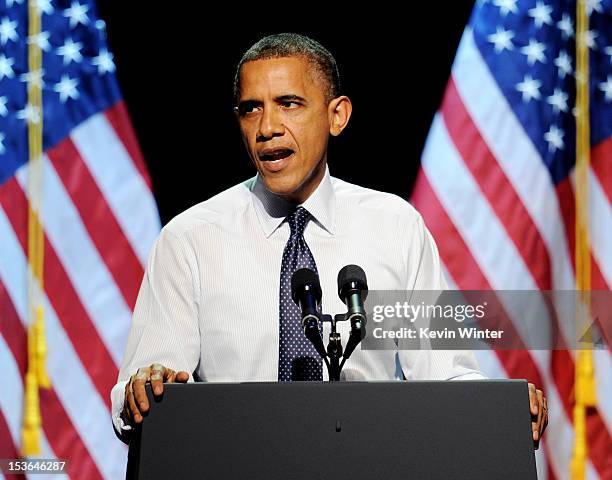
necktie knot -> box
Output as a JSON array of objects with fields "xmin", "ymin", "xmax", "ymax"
[{"xmin": 287, "ymin": 206, "xmax": 310, "ymax": 237}]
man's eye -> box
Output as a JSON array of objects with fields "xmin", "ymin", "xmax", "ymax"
[
  {"xmin": 281, "ymin": 101, "xmax": 300, "ymax": 109},
  {"xmin": 238, "ymin": 104, "xmax": 260, "ymax": 116}
]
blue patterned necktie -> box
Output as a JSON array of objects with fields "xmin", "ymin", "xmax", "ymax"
[{"xmin": 278, "ymin": 206, "xmax": 323, "ymax": 381}]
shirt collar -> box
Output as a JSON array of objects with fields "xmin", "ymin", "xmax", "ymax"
[{"xmin": 250, "ymin": 164, "xmax": 336, "ymax": 238}]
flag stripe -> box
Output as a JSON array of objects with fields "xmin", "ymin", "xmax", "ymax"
[
  {"xmin": 47, "ymin": 136, "xmax": 144, "ymax": 311},
  {"xmin": 0, "ymin": 340, "xmax": 27, "ymax": 480},
  {"xmin": 452, "ymin": 28, "xmax": 575, "ymax": 291},
  {"xmin": 0, "ymin": 288, "xmax": 103, "ymax": 480},
  {"xmin": 38, "ymin": 392, "xmax": 104, "ymax": 480},
  {"xmin": 412, "ymin": 172, "xmax": 543, "ymax": 378},
  {"xmin": 414, "ymin": 7, "xmax": 612, "ymax": 478},
  {"xmin": 418, "ymin": 123, "xmax": 612, "ymax": 474},
  {"xmin": 412, "ymin": 172, "xmax": 572, "ymax": 479},
  {"xmin": 440, "ymin": 76, "xmax": 552, "ymax": 289},
  {"xmin": 422, "ymin": 132, "xmax": 612, "ymax": 474},
  {"xmin": 594, "ymin": 351, "xmax": 612, "ymax": 433},
  {"xmin": 417, "ymin": 124, "xmax": 612, "ymax": 476},
  {"xmin": 0, "ymin": 282, "xmax": 26, "ymax": 378},
  {"xmin": 0, "ymin": 336, "xmax": 25, "ymax": 480},
  {"xmin": 71, "ymin": 113, "xmax": 160, "ymax": 267},
  {"xmin": 14, "ymin": 158, "xmax": 132, "ymax": 367},
  {"xmin": 551, "ymin": 349, "xmax": 574, "ymax": 419},
  {"xmin": 412, "ymin": 171, "xmax": 484, "ymax": 287},
  {"xmin": 0, "ymin": 293, "xmax": 26, "ymax": 451},
  {"xmin": 421, "ymin": 114, "xmax": 539, "ymax": 291},
  {"xmin": 554, "ymin": 178, "xmax": 611, "ymax": 291},
  {"xmin": 0, "ymin": 414, "xmax": 25, "ymax": 480},
  {"xmin": 454, "ymin": 31, "xmax": 611, "ymax": 325},
  {"xmin": 591, "ymin": 138, "xmax": 612, "ymax": 206},
  {"xmin": 0, "ymin": 337, "xmax": 65, "ymax": 480},
  {"xmin": 589, "ymin": 171, "xmax": 612, "ymax": 288},
  {"xmin": 587, "ymin": 415, "xmax": 612, "ymax": 476},
  {"xmin": 0, "ymin": 207, "xmax": 128, "ymax": 480},
  {"xmin": 554, "ymin": 180, "xmax": 612, "ymax": 449},
  {"xmin": 445, "ymin": 32, "xmax": 612, "ymax": 465},
  {"xmin": 0, "ymin": 179, "xmax": 117, "ymax": 410},
  {"xmin": 105, "ymin": 100, "xmax": 152, "ymax": 191},
  {"xmin": 0, "ymin": 5, "xmax": 157, "ymax": 477}
]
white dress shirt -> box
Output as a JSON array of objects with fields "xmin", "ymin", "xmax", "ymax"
[{"xmin": 111, "ymin": 166, "xmax": 484, "ymax": 436}]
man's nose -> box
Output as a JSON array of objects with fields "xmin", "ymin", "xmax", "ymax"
[{"xmin": 257, "ymin": 107, "xmax": 285, "ymax": 140}]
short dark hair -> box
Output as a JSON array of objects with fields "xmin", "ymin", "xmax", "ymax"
[{"xmin": 233, "ymin": 33, "xmax": 341, "ymax": 105}]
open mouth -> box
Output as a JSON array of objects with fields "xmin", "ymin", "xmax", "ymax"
[{"xmin": 259, "ymin": 148, "xmax": 295, "ymax": 162}]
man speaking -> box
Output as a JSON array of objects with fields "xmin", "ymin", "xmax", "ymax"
[{"xmin": 111, "ymin": 33, "xmax": 548, "ymax": 445}]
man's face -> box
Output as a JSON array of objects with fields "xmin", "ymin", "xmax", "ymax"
[{"xmin": 236, "ymin": 57, "xmax": 333, "ymax": 203}]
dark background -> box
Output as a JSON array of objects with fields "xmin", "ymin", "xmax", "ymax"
[{"xmin": 96, "ymin": 3, "xmax": 475, "ymax": 225}]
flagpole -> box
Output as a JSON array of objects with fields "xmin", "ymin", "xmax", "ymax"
[
  {"xmin": 21, "ymin": 0, "xmax": 51, "ymax": 457},
  {"xmin": 571, "ymin": 0, "xmax": 597, "ymax": 478}
]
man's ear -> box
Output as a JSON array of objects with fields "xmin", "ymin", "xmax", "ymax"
[{"xmin": 328, "ymin": 96, "xmax": 352, "ymax": 137}]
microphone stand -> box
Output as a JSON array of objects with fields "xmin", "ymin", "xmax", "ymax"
[{"xmin": 316, "ymin": 313, "xmax": 363, "ymax": 381}]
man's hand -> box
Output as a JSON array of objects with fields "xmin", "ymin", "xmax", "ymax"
[
  {"xmin": 528, "ymin": 382, "xmax": 548, "ymax": 449},
  {"xmin": 121, "ymin": 363, "xmax": 189, "ymax": 427}
]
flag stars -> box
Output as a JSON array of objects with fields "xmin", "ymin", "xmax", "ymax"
[
  {"xmin": 556, "ymin": 13, "xmax": 574, "ymax": 39},
  {"xmin": 20, "ymin": 69, "xmax": 44, "ymax": 88},
  {"xmin": 35, "ymin": 0, "xmax": 54, "ymax": 15},
  {"xmin": 516, "ymin": 74, "xmax": 542, "ymax": 102},
  {"xmin": 599, "ymin": 76, "xmax": 612, "ymax": 102},
  {"xmin": 488, "ymin": 26, "xmax": 514, "ymax": 53},
  {"xmin": 581, "ymin": 30, "xmax": 598, "ymax": 50},
  {"xmin": 0, "ymin": 54, "xmax": 15, "ymax": 80},
  {"xmin": 586, "ymin": 0, "xmax": 602, "ymax": 15},
  {"xmin": 546, "ymin": 88, "xmax": 569, "ymax": 113},
  {"xmin": 6, "ymin": 0, "xmax": 24, "ymax": 6},
  {"xmin": 27, "ymin": 31, "xmax": 51, "ymax": 52},
  {"xmin": 17, "ymin": 104, "xmax": 41, "ymax": 124},
  {"xmin": 554, "ymin": 50, "xmax": 573, "ymax": 78},
  {"xmin": 544, "ymin": 126, "xmax": 564, "ymax": 153},
  {"xmin": 54, "ymin": 75, "xmax": 80, "ymax": 102},
  {"xmin": 575, "ymin": 71, "xmax": 587, "ymax": 84},
  {"xmin": 493, "ymin": 0, "xmax": 518, "ymax": 16},
  {"xmin": 528, "ymin": 1, "xmax": 553, "ymax": 29},
  {"xmin": 95, "ymin": 19, "xmax": 107, "ymax": 38},
  {"xmin": 0, "ymin": 17, "xmax": 18, "ymax": 45},
  {"xmin": 92, "ymin": 48, "xmax": 115, "ymax": 74},
  {"xmin": 0, "ymin": 96, "xmax": 7, "ymax": 117},
  {"xmin": 0, "ymin": 132, "xmax": 5, "ymax": 155},
  {"xmin": 64, "ymin": 1, "xmax": 89, "ymax": 28},
  {"xmin": 605, "ymin": 46, "xmax": 612, "ymax": 64},
  {"xmin": 520, "ymin": 39, "xmax": 547, "ymax": 65},
  {"xmin": 57, "ymin": 38, "xmax": 83, "ymax": 65}
]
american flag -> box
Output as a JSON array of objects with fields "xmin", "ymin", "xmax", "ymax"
[
  {"xmin": 0, "ymin": 0, "xmax": 160, "ymax": 478},
  {"xmin": 411, "ymin": 0, "xmax": 611, "ymax": 478}
]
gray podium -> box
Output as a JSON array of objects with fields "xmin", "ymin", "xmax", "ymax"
[{"xmin": 126, "ymin": 381, "xmax": 537, "ymax": 479}]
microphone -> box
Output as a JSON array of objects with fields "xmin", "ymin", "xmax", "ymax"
[
  {"xmin": 291, "ymin": 268, "xmax": 327, "ymax": 360},
  {"xmin": 337, "ymin": 265, "xmax": 368, "ymax": 360}
]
